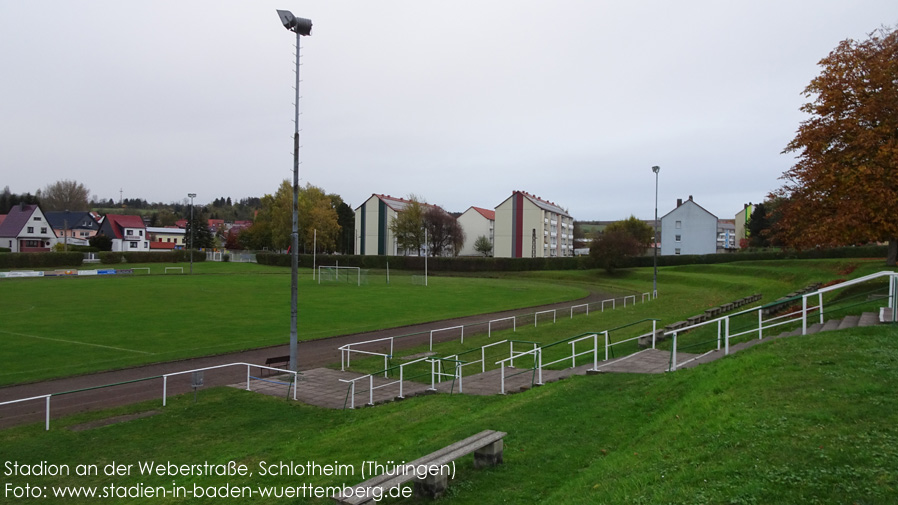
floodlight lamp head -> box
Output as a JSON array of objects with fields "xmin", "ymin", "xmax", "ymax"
[
  {"xmin": 652, "ymin": 165, "xmax": 660, "ymax": 174},
  {"xmin": 188, "ymin": 193, "xmax": 196, "ymax": 198},
  {"xmin": 277, "ymin": 10, "xmax": 312, "ymax": 35}
]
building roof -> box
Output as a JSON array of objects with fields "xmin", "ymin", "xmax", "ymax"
[
  {"xmin": 104, "ymin": 214, "xmax": 146, "ymax": 239},
  {"xmin": 146, "ymin": 226, "xmax": 186, "ymax": 235},
  {"xmin": 358, "ymin": 194, "xmax": 443, "ymax": 213},
  {"xmin": 660, "ymin": 196, "xmax": 718, "ymax": 220},
  {"xmin": 470, "ymin": 206, "xmax": 495, "ymax": 221},
  {"xmin": 0, "ymin": 204, "xmax": 39, "ymax": 238},
  {"xmin": 44, "ymin": 211, "xmax": 97, "ymax": 230},
  {"xmin": 499, "ymin": 191, "xmax": 571, "ymax": 218},
  {"xmin": 0, "ymin": 215, "xmax": 5, "ymax": 227}
]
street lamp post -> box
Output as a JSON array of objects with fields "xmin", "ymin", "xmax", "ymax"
[
  {"xmin": 651, "ymin": 166, "xmax": 660, "ymax": 297},
  {"xmin": 188, "ymin": 193, "xmax": 196, "ymax": 274},
  {"xmin": 277, "ymin": 9, "xmax": 312, "ymax": 373}
]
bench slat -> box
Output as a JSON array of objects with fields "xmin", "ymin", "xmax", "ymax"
[{"xmin": 335, "ymin": 430, "xmax": 506, "ymax": 504}]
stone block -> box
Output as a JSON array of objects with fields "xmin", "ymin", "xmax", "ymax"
[
  {"xmin": 474, "ymin": 439, "xmax": 504, "ymax": 468},
  {"xmin": 413, "ymin": 472, "xmax": 448, "ymax": 499}
]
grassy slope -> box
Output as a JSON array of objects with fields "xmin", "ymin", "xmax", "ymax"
[{"xmin": 2, "ymin": 326, "xmax": 895, "ymax": 504}]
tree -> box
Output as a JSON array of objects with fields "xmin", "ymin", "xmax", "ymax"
[
  {"xmin": 89, "ymin": 234, "xmax": 113, "ymax": 251},
  {"xmin": 38, "ymin": 180, "xmax": 90, "ymax": 211},
  {"xmin": 474, "ymin": 235, "xmax": 493, "ymax": 257},
  {"xmin": 389, "ymin": 195, "xmax": 426, "ymax": 255},
  {"xmin": 604, "ymin": 216, "xmax": 653, "ymax": 249},
  {"xmin": 184, "ymin": 207, "xmax": 215, "ymax": 249},
  {"xmin": 773, "ymin": 26, "xmax": 898, "ymax": 265},
  {"xmin": 589, "ymin": 229, "xmax": 641, "ymax": 273},
  {"xmin": 424, "ymin": 206, "xmax": 465, "ymax": 257}
]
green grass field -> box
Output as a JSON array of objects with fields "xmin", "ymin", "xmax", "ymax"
[
  {"xmin": 1, "ymin": 258, "xmax": 896, "ymax": 504},
  {"xmin": 0, "ymin": 263, "xmax": 592, "ymax": 386}
]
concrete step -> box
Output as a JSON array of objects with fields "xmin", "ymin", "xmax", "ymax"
[
  {"xmin": 821, "ymin": 319, "xmax": 842, "ymax": 332},
  {"xmin": 859, "ymin": 312, "xmax": 880, "ymax": 327},
  {"xmin": 837, "ymin": 315, "xmax": 860, "ymax": 330},
  {"xmin": 805, "ymin": 323, "xmax": 824, "ymax": 335}
]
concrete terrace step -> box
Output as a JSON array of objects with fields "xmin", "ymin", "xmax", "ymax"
[
  {"xmin": 837, "ymin": 315, "xmax": 861, "ymax": 330},
  {"xmin": 859, "ymin": 312, "xmax": 880, "ymax": 327}
]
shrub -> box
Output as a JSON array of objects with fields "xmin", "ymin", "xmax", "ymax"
[{"xmin": 0, "ymin": 252, "xmax": 83, "ymax": 269}]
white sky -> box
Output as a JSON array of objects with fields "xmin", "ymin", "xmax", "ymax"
[{"xmin": 1, "ymin": 1, "xmax": 895, "ymax": 220}]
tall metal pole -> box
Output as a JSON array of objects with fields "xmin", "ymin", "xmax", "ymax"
[
  {"xmin": 276, "ymin": 10, "xmax": 312, "ymax": 373},
  {"xmin": 289, "ymin": 30, "xmax": 301, "ymax": 372},
  {"xmin": 652, "ymin": 166, "xmax": 660, "ymax": 297},
  {"xmin": 188, "ymin": 193, "xmax": 196, "ymax": 274}
]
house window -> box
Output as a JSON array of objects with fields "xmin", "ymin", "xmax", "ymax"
[
  {"xmin": 27, "ymin": 227, "xmax": 34, "ymax": 233},
  {"xmin": 675, "ymin": 248, "xmax": 681, "ymax": 255},
  {"xmin": 130, "ymin": 242, "xmax": 138, "ymax": 249},
  {"xmin": 34, "ymin": 217, "xmax": 42, "ymax": 221},
  {"xmin": 675, "ymin": 220, "xmax": 682, "ymax": 229},
  {"xmin": 139, "ymin": 230, "xmax": 144, "ymax": 236},
  {"xmin": 41, "ymin": 227, "xmax": 47, "ymax": 234},
  {"xmin": 675, "ymin": 235, "xmax": 681, "ymax": 242}
]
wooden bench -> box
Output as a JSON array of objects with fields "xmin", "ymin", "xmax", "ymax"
[
  {"xmin": 334, "ymin": 430, "xmax": 506, "ymax": 504},
  {"xmin": 263, "ymin": 355, "xmax": 290, "ymax": 376}
]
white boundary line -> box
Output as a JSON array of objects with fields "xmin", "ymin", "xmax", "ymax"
[{"xmin": 0, "ymin": 329, "xmax": 153, "ymax": 354}]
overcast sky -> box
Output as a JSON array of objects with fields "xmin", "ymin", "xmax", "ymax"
[{"xmin": 1, "ymin": 1, "xmax": 894, "ymax": 221}]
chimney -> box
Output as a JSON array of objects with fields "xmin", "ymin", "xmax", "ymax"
[
  {"xmin": 688, "ymin": 195, "xmax": 693, "ymax": 201},
  {"xmin": 677, "ymin": 198, "xmax": 683, "ymax": 207}
]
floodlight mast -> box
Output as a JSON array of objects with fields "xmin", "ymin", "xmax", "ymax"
[{"xmin": 277, "ymin": 10, "xmax": 312, "ymax": 373}]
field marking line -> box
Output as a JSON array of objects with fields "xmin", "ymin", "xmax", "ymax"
[{"xmin": 0, "ymin": 329, "xmax": 154, "ymax": 355}]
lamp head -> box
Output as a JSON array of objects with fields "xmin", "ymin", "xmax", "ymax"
[
  {"xmin": 651, "ymin": 165, "xmax": 660, "ymax": 174},
  {"xmin": 277, "ymin": 10, "xmax": 312, "ymax": 35},
  {"xmin": 188, "ymin": 193, "xmax": 196, "ymax": 198}
]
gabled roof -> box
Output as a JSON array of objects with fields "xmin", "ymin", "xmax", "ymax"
[
  {"xmin": 497, "ymin": 191, "xmax": 571, "ymax": 218},
  {"xmin": 103, "ymin": 214, "xmax": 146, "ymax": 239},
  {"xmin": 468, "ymin": 206, "xmax": 495, "ymax": 221},
  {"xmin": 0, "ymin": 215, "xmax": 6, "ymax": 227},
  {"xmin": 357, "ymin": 194, "xmax": 443, "ymax": 213},
  {"xmin": 0, "ymin": 204, "xmax": 39, "ymax": 238},
  {"xmin": 44, "ymin": 211, "xmax": 98, "ymax": 230},
  {"xmin": 660, "ymin": 197, "xmax": 718, "ymax": 221}
]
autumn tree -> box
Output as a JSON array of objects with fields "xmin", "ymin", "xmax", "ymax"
[
  {"xmin": 773, "ymin": 26, "xmax": 898, "ymax": 265},
  {"xmin": 389, "ymin": 195, "xmax": 426, "ymax": 255},
  {"xmin": 242, "ymin": 181, "xmax": 341, "ymax": 252},
  {"xmin": 589, "ymin": 229, "xmax": 641, "ymax": 273},
  {"xmin": 604, "ymin": 216, "xmax": 653, "ymax": 249},
  {"xmin": 424, "ymin": 206, "xmax": 465, "ymax": 257},
  {"xmin": 38, "ymin": 180, "xmax": 90, "ymax": 211}
]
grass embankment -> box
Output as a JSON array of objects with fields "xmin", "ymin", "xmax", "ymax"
[
  {"xmin": 0, "ymin": 263, "xmax": 588, "ymax": 386},
  {"xmin": 2, "ymin": 325, "xmax": 895, "ymax": 504}
]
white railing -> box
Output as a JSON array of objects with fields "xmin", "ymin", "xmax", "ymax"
[
  {"xmin": 340, "ymin": 337, "xmax": 394, "ymax": 371},
  {"xmin": 570, "ymin": 304, "xmax": 589, "ymax": 318},
  {"xmin": 601, "ymin": 299, "xmax": 616, "ymax": 311},
  {"xmin": 163, "ymin": 362, "xmax": 299, "ymax": 406},
  {"xmin": 496, "ymin": 348, "xmax": 541, "ymax": 394},
  {"xmin": 429, "ymin": 325, "xmax": 464, "ymax": 350},
  {"xmin": 488, "ymin": 317, "xmax": 516, "ymax": 338},
  {"xmin": 623, "ymin": 295, "xmax": 636, "ymax": 307},
  {"xmin": 668, "ymin": 271, "xmax": 897, "ymax": 371},
  {"xmin": 534, "ymin": 309, "xmax": 556, "ymax": 327}
]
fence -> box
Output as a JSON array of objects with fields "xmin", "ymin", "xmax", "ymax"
[
  {"xmin": 0, "ymin": 363, "xmax": 299, "ymax": 431},
  {"xmin": 667, "ymin": 270, "xmax": 897, "ymax": 371}
]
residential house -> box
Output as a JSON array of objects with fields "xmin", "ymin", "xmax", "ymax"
[
  {"xmin": 457, "ymin": 206, "xmax": 495, "ymax": 256},
  {"xmin": 735, "ymin": 203, "xmax": 753, "ymax": 249},
  {"xmin": 45, "ymin": 211, "xmax": 99, "ymax": 247},
  {"xmin": 147, "ymin": 226, "xmax": 186, "ymax": 250},
  {"xmin": 0, "ymin": 203, "xmax": 55, "ymax": 252},
  {"xmin": 660, "ymin": 196, "xmax": 718, "ymax": 256},
  {"xmin": 354, "ymin": 194, "xmax": 442, "ymax": 256},
  {"xmin": 97, "ymin": 214, "xmax": 150, "ymax": 252},
  {"xmin": 494, "ymin": 191, "xmax": 575, "ymax": 258}
]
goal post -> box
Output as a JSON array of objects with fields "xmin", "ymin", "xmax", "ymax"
[{"xmin": 317, "ymin": 266, "xmax": 365, "ymax": 286}]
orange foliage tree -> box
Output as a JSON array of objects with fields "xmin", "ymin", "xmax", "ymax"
[{"xmin": 772, "ymin": 26, "xmax": 898, "ymax": 266}]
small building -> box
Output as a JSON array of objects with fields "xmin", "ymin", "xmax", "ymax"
[
  {"xmin": 494, "ymin": 191, "xmax": 574, "ymax": 258},
  {"xmin": 45, "ymin": 211, "xmax": 99, "ymax": 244},
  {"xmin": 147, "ymin": 226, "xmax": 186, "ymax": 249},
  {"xmin": 660, "ymin": 196, "xmax": 718, "ymax": 256},
  {"xmin": 717, "ymin": 219, "xmax": 737, "ymax": 252},
  {"xmin": 457, "ymin": 207, "xmax": 495, "ymax": 256},
  {"xmin": 354, "ymin": 194, "xmax": 442, "ymax": 256},
  {"xmin": 735, "ymin": 203, "xmax": 753, "ymax": 249},
  {"xmin": 0, "ymin": 203, "xmax": 55, "ymax": 252},
  {"xmin": 97, "ymin": 214, "xmax": 150, "ymax": 252}
]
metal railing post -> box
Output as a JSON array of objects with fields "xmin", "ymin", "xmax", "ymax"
[
  {"xmin": 724, "ymin": 317, "xmax": 730, "ymax": 355},
  {"xmin": 45, "ymin": 396, "xmax": 50, "ymax": 431},
  {"xmin": 537, "ymin": 349, "xmax": 544, "ymax": 385},
  {"xmin": 398, "ymin": 365, "xmax": 405, "ymax": 398},
  {"xmin": 717, "ymin": 319, "xmax": 722, "ymax": 350},
  {"xmin": 593, "ymin": 333, "xmax": 599, "ymax": 370},
  {"xmin": 430, "ymin": 360, "xmax": 436, "ymax": 391},
  {"xmin": 604, "ymin": 331, "xmax": 609, "ymax": 361},
  {"xmin": 570, "ymin": 341, "xmax": 576, "ymax": 367},
  {"xmin": 368, "ymin": 375, "xmax": 374, "ymax": 406},
  {"xmin": 163, "ymin": 376, "xmax": 168, "ymax": 407},
  {"xmin": 802, "ymin": 295, "xmax": 808, "ymax": 335},
  {"xmin": 349, "ymin": 382, "xmax": 355, "ymax": 409},
  {"xmin": 246, "ymin": 365, "xmax": 251, "ymax": 391},
  {"xmin": 500, "ymin": 362, "xmax": 505, "ymax": 394},
  {"xmin": 758, "ymin": 308, "xmax": 763, "ymax": 339},
  {"xmin": 818, "ymin": 292, "xmax": 824, "ymax": 324},
  {"xmin": 671, "ymin": 332, "xmax": 678, "ymax": 371},
  {"xmin": 652, "ymin": 319, "xmax": 657, "ymax": 349}
]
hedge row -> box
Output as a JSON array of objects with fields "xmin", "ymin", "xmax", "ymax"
[
  {"xmin": 0, "ymin": 252, "xmax": 84, "ymax": 269},
  {"xmin": 99, "ymin": 250, "xmax": 208, "ymax": 264},
  {"xmin": 256, "ymin": 244, "xmax": 889, "ymax": 272}
]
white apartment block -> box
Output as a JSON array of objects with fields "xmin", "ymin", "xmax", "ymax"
[{"xmin": 494, "ymin": 191, "xmax": 574, "ymax": 258}]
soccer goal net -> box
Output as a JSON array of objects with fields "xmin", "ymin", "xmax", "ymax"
[{"xmin": 317, "ymin": 266, "xmax": 368, "ymax": 286}]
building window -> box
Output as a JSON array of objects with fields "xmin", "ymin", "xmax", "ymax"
[
  {"xmin": 675, "ymin": 220, "xmax": 682, "ymax": 229},
  {"xmin": 34, "ymin": 217, "xmax": 42, "ymax": 221},
  {"xmin": 129, "ymin": 242, "xmax": 138, "ymax": 249},
  {"xmin": 27, "ymin": 227, "xmax": 34, "ymax": 233},
  {"xmin": 675, "ymin": 248, "xmax": 681, "ymax": 255},
  {"xmin": 41, "ymin": 227, "xmax": 47, "ymax": 234},
  {"xmin": 675, "ymin": 235, "xmax": 681, "ymax": 242}
]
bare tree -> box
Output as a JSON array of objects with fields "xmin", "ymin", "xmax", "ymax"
[
  {"xmin": 39, "ymin": 180, "xmax": 90, "ymax": 211},
  {"xmin": 424, "ymin": 206, "xmax": 465, "ymax": 257}
]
